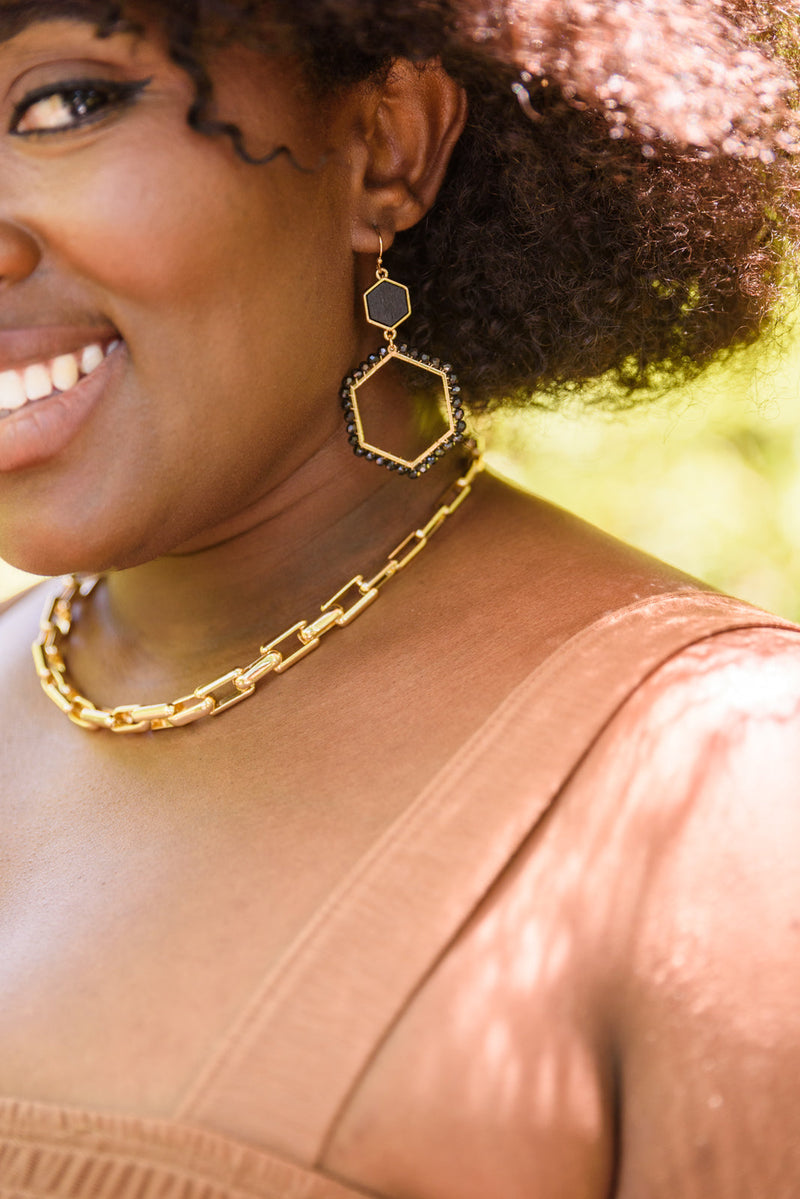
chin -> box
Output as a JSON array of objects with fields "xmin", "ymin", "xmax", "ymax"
[
  {"xmin": 0, "ymin": 489, "xmax": 184, "ymax": 577},
  {"xmin": 0, "ymin": 527, "xmax": 120, "ymax": 580}
]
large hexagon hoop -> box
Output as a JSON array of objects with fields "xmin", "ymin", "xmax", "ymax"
[
  {"xmin": 341, "ymin": 344, "xmax": 467, "ymax": 477},
  {"xmin": 341, "ymin": 240, "xmax": 467, "ymax": 477}
]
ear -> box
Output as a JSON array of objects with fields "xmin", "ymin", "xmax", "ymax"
[{"xmin": 349, "ymin": 60, "xmax": 467, "ymax": 253}]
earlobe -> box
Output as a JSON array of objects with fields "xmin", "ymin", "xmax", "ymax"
[{"xmin": 351, "ymin": 61, "xmax": 467, "ymax": 252}]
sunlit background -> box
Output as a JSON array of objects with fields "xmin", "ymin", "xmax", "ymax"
[
  {"xmin": 3, "ymin": 317, "xmax": 800, "ymax": 619},
  {"xmin": 484, "ymin": 316, "xmax": 800, "ymax": 622}
]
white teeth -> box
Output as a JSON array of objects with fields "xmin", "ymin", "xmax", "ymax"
[
  {"xmin": 0, "ymin": 339, "xmax": 118, "ymax": 414},
  {"xmin": 23, "ymin": 363, "xmax": 53, "ymax": 402},
  {"xmin": 0, "ymin": 371, "xmax": 27, "ymax": 411},
  {"xmin": 50, "ymin": 353, "xmax": 80, "ymax": 392},
  {"xmin": 80, "ymin": 344, "xmax": 104, "ymax": 375}
]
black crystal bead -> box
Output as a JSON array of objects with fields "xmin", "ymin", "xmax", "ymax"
[
  {"xmin": 456, "ymin": 420, "xmax": 467, "ymax": 433},
  {"xmin": 354, "ymin": 446, "xmax": 366, "ymax": 456},
  {"xmin": 348, "ymin": 435, "xmax": 360, "ymax": 446}
]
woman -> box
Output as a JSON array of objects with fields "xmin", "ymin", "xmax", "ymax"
[{"xmin": 1, "ymin": 1, "xmax": 799, "ymax": 1196}]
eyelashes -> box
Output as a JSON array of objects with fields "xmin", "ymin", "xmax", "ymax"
[{"xmin": 10, "ymin": 76, "xmax": 152, "ymax": 136}]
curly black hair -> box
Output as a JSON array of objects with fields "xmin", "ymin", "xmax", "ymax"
[{"xmin": 80, "ymin": 1, "xmax": 800, "ymax": 409}]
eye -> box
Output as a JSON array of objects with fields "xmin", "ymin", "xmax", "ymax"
[{"xmin": 10, "ymin": 77, "xmax": 151, "ymax": 136}]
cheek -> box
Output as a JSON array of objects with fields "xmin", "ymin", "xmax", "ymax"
[
  {"xmin": 7, "ymin": 126, "xmax": 357, "ymax": 566},
  {"xmin": 31, "ymin": 122, "xmax": 353, "ymax": 400},
  {"xmin": 40, "ymin": 131, "xmax": 289, "ymax": 304}
]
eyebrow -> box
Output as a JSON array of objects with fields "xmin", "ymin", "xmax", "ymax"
[{"xmin": 0, "ymin": 1, "xmax": 125, "ymax": 46}]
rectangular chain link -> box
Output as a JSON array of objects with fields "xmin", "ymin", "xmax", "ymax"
[
  {"xmin": 129, "ymin": 702, "xmax": 177, "ymax": 723},
  {"xmin": 166, "ymin": 696, "xmax": 216, "ymax": 728},
  {"xmin": 262, "ymin": 621, "xmax": 322, "ymax": 674},
  {"xmin": 322, "ymin": 577, "xmax": 380, "ymax": 626},
  {"xmin": 195, "ymin": 669, "xmax": 255, "ymax": 717},
  {"xmin": 386, "ymin": 529, "xmax": 428, "ymax": 571},
  {"xmin": 299, "ymin": 608, "xmax": 343, "ymax": 642},
  {"xmin": 74, "ymin": 705, "xmax": 115, "ymax": 731},
  {"xmin": 237, "ymin": 651, "xmax": 283, "ymax": 689},
  {"xmin": 41, "ymin": 679, "xmax": 76, "ymax": 715}
]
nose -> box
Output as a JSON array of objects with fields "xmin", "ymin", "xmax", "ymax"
[{"xmin": 0, "ymin": 220, "xmax": 40, "ymax": 287}]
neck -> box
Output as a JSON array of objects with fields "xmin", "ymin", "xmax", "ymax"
[{"xmin": 72, "ymin": 439, "xmax": 475, "ymax": 701}]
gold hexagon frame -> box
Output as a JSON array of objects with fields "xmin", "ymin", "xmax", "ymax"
[{"xmin": 347, "ymin": 348, "xmax": 457, "ymax": 472}]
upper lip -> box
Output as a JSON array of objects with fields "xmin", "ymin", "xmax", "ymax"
[{"xmin": 0, "ymin": 325, "xmax": 119, "ymax": 373}]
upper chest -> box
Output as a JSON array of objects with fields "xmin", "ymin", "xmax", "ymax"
[{"xmin": 0, "ymin": 674, "xmax": 617, "ymax": 1199}]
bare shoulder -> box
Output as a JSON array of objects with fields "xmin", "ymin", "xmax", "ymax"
[
  {"xmin": 602, "ymin": 621, "xmax": 800, "ymax": 791},
  {"xmin": 0, "ymin": 578, "xmax": 50, "ymax": 632},
  {"xmin": 0, "ymin": 583, "xmax": 39, "ymax": 619},
  {"xmin": 601, "ymin": 622, "xmax": 800, "ymax": 848},
  {"xmin": 599, "ymin": 625, "xmax": 800, "ymax": 1198},
  {"xmin": 0, "ymin": 579, "xmax": 54, "ymax": 693}
]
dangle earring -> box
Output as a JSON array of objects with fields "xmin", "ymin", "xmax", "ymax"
[{"xmin": 340, "ymin": 233, "xmax": 467, "ymax": 477}]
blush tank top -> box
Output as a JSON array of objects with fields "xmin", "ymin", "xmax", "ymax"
[{"xmin": 1, "ymin": 591, "xmax": 796, "ymax": 1199}]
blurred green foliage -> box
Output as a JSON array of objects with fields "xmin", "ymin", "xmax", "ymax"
[
  {"xmin": 483, "ymin": 315, "xmax": 800, "ymax": 620},
  {"xmin": 3, "ymin": 318, "xmax": 800, "ymax": 618}
]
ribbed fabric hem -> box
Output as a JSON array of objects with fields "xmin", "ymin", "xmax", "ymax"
[{"xmin": 0, "ymin": 1100, "xmax": 375, "ymax": 1199}]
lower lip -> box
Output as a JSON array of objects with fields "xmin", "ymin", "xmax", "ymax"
[{"xmin": 0, "ymin": 342, "xmax": 125, "ymax": 473}]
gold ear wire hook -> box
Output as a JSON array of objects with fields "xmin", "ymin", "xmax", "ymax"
[{"xmin": 375, "ymin": 229, "xmax": 388, "ymax": 280}]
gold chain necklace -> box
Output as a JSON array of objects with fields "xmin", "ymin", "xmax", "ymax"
[{"xmin": 33, "ymin": 453, "xmax": 484, "ymax": 734}]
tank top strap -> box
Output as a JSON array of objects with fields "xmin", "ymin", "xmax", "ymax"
[{"xmin": 177, "ymin": 591, "xmax": 796, "ymax": 1166}]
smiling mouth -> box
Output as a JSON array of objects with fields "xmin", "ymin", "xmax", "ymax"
[{"xmin": 0, "ymin": 338, "xmax": 121, "ymax": 417}]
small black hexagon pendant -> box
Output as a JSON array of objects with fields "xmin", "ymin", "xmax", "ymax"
[{"xmin": 364, "ymin": 278, "xmax": 411, "ymax": 330}]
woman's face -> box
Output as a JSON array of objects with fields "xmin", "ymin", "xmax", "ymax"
[{"xmin": 0, "ymin": 6, "xmax": 362, "ymax": 574}]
